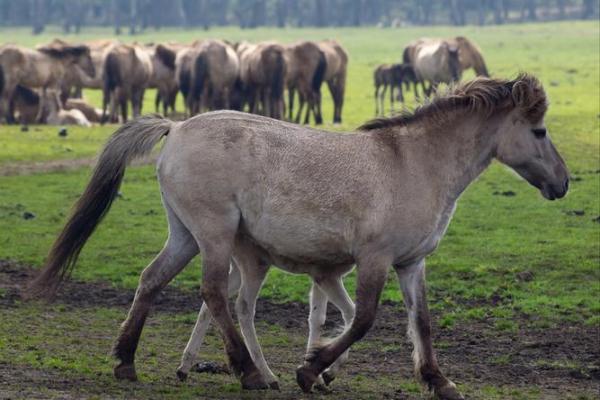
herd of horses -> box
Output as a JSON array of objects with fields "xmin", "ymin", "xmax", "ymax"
[
  {"xmin": 373, "ymin": 36, "xmax": 489, "ymax": 116},
  {"xmin": 0, "ymin": 38, "xmax": 347, "ymax": 127},
  {"xmin": 0, "ymin": 35, "xmax": 488, "ymax": 128}
]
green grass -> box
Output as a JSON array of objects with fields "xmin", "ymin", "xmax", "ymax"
[{"xmin": 0, "ymin": 21, "xmax": 599, "ymax": 399}]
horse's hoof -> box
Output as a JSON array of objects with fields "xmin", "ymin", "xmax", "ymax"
[
  {"xmin": 435, "ymin": 381, "xmax": 464, "ymax": 400},
  {"xmin": 322, "ymin": 370, "xmax": 336, "ymax": 386},
  {"xmin": 314, "ymin": 383, "xmax": 333, "ymax": 393},
  {"xmin": 296, "ymin": 365, "xmax": 318, "ymax": 393},
  {"xmin": 268, "ymin": 381, "xmax": 280, "ymax": 390},
  {"xmin": 176, "ymin": 369, "xmax": 188, "ymax": 382},
  {"xmin": 114, "ymin": 363, "xmax": 137, "ymax": 381},
  {"xmin": 241, "ymin": 369, "xmax": 269, "ymax": 390}
]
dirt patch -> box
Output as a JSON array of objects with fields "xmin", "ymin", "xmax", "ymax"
[
  {"xmin": 1, "ymin": 260, "xmax": 598, "ymax": 399},
  {"xmin": 0, "ymin": 155, "xmax": 157, "ymax": 176}
]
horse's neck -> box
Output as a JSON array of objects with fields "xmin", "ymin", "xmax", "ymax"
[{"xmin": 420, "ymin": 114, "xmax": 498, "ymax": 201}]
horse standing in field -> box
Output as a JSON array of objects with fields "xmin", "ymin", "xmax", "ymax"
[
  {"xmin": 238, "ymin": 41, "xmax": 287, "ymax": 119},
  {"xmin": 60, "ymin": 39, "xmax": 118, "ymax": 102},
  {"xmin": 403, "ymin": 37, "xmax": 489, "ymax": 98},
  {"xmin": 175, "ymin": 43, "xmax": 198, "ymax": 117},
  {"xmin": 317, "ymin": 40, "xmax": 348, "ymax": 124},
  {"xmin": 102, "ymin": 43, "xmax": 153, "ymax": 123},
  {"xmin": 30, "ymin": 74, "xmax": 569, "ymax": 400},
  {"xmin": 145, "ymin": 43, "xmax": 179, "ymax": 117},
  {"xmin": 0, "ymin": 41, "xmax": 95, "ymax": 123},
  {"xmin": 285, "ymin": 41, "xmax": 327, "ymax": 125},
  {"xmin": 188, "ymin": 39, "xmax": 240, "ymax": 115},
  {"xmin": 373, "ymin": 63, "xmax": 416, "ymax": 116},
  {"xmin": 403, "ymin": 39, "xmax": 462, "ymax": 97}
]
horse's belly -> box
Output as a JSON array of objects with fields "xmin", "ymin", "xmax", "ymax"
[{"xmin": 240, "ymin": 209, "xmax": 355, "ymax": 269}]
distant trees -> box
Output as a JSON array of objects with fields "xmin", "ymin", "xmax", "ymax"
[{"xmin": 0, "ymin": 0, "xmax": 596, "ymax": 33}]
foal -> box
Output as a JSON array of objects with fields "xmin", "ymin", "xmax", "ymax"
[{"xmin": 31, "ymin": 74, "xmax": 568, "ymax": 400}]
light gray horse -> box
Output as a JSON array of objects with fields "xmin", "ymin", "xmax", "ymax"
[{"xmin": 30, "ymin": 74, "xmax": 568, "ymax": 400}]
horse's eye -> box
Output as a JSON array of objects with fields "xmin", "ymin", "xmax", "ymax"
[{"xmin": 532, "ymin": 128, "xmax": 547, "ymax": 139}]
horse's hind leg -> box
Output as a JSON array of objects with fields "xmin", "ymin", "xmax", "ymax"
[
  {"xmin": 189, "ymin": 207, "xmax": 267, "ymax": 390},
  {"xmin": 113, "ymin": 203, "xmax": 198, "ymax": 381},
  {"xmin": 234, "ymin": 246, "xmax": 278, "ymax": 388},
  {"xmin": 316, "ymin": 276, "xmax": 355, "ymax": 386},
  {"xmin": 395, "ymin": 260, "xmax": 463, "ymax": 400},
  {"xmin": 176, "ymin": 262, "xmax": 242, "ymax": 380}
]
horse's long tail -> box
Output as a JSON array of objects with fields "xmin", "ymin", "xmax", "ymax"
[
  {"xmin": 28, "ymin": 115, "xmax": 173, "ymax": 299},
  {"xmin": 102, "ymin": 52, "xmax": 121, "ymax": 122},
  {"xmin": 268, "ymin": 49, "xmax": 286, "ymax": 119},
  {"xmin": 312, "ymin": 50, "xmax": 327, "ymax": 92},
  {"xmin": 192, "ymin": 52, "xmax": 208, "ymax": 105}
]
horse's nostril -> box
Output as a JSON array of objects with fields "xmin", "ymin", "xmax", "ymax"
[{"xmin": 564, "ymin": 179, "xmax": 569, "ymax": 192}]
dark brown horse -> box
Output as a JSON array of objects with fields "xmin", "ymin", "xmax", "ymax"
[
  {"xmin": 373, "ymin": 63, "xmax": 416, "ymax": 115},
  {"xmin": 285, "ymin": 41, "xmax": 327, "ymax": 124}
]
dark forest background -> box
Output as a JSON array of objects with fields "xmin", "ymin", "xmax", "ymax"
[{"xmin": 1, "ymin": 0, "xmax": 598, "ymax": 35}]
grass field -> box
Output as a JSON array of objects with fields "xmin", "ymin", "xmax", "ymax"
[{"xmin": 0, "ymin": 21, "xmax": 599, "ymax": 399}]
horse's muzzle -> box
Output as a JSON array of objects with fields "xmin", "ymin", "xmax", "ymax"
[{"xmin": 541, "ymin": 178, "xmax": 569, "ymax": 200}]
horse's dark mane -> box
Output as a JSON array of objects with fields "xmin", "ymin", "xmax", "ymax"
[{"xmin": 359, "ymin": 73, "xmax": 547, "ymax": 131}]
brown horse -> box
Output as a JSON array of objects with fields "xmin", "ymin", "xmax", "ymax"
[
  {"xmin": 144, "ymin": 43, "xmax": 178, "ymax": 116},
  {"xmin": 0, "ymin": 41, "xmax": 95, "ymax": 123},
  {"xmin": 63, "ymin": 39, "xmax": 118, "ymax": 100},
  {"xmin": 175, "ymin": 43, "xmax": 198, "ymax": 117},
  {"xmin": 450, "ymin": 36, "xmax": 489, "ymax": 77},
  {"xmin": 238, "ymin": 41, "xmax": 287, "ymax": 120},
  {"xmin": 189, "ymin": 39, "xmax": 240, "ymax": 115},
  {"xmin": 285, "ymin": 41, "xmax": 327, "ymax": 124},
  {"xmin": 318, "ymin": 40, "xmax": 348, "ymax": 123},
  {"xmin": 102, "ymin": 43, "xmax": 153, "ymax": 123},
  {"xmin": 30, "ymin": 74, "xmax": 568, "ymax": 400},
  {"xmin": 373, "ymin": 63, "xmax": 416, "ymax": 116}
]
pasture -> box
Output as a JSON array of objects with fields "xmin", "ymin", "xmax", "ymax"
[{"xmin": 0, "ymin": 21, "xmax": 599, "ymax": 399}]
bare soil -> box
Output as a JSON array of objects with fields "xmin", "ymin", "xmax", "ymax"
[{"xmin": 1, "ymin": 260, "xmax": 598, "ymax": 399}]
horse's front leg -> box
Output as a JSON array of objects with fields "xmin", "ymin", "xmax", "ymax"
[
  {"xmin": 296, "ymin": 255, "xmax": 389, "ymax": 392},
  {"xmin": 395, "ymin": 260, "xmax": 463, "ymax": 400},
  {"xmin": 176, "ymin": 262, "xmax": 242, "ymax": 380}
]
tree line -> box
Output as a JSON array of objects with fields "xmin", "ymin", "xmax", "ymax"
[{"xmin": 0, "ymin": 0, "xmax": 597, "ymax": 35}]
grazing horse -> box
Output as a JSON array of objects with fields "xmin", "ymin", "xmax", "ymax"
[
  {"xmin": 30, "ymin": 74, "xmax": 569, "ymax": 400},
  {"xmin": 317, "ymin": 40, "xmax": 348, "ymax": 124},
  {"xmin": 175, "ymin": 43, "xmax": 198, "ymax": 117},
  {"xmin": 238, "ymin": 41, "xmax": 287, "ymax": 119},
  {"xmin": 403, "ymin": 39, "xmax": 462, "ymax": 97},
  {"xmin": 451, "ymin": 36, "xmax": 489, "ymax": 77},
  {"xmin": 285, "ymin": 41, "xmax": 327, "ymax": 125},
  {"xmin": 373, "ymin": 63, "xmax": 416, "ymax": 116},
  {"xmin": 189, "ymin": 39, "xmax": 240, "ymax": 114},
  {"xmin": 0, "ymin": 42, "xmax": 95, "ymax": 123},
  {"xmin": 102, "ymin": 43, "xmax": 153, "ymax": 123}
]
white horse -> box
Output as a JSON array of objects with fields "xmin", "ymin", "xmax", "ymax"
[{"xmin": 31, "ymin": 74, "xmax": 568, "ymax": 400}]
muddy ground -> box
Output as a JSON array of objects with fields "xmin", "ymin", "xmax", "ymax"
[{"xmin": 0, "ymin": 260, "xmax": 598, "ymax": 399}]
